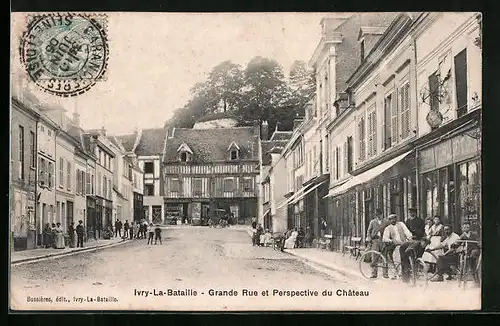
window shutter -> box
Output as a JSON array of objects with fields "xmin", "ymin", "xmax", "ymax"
[
  {"xmin": 372, "ymin": 110, "xmax": 377, "ymax": 156},
  {"xmin": 391, "ymin": 89, "xmax": 399, "ymax": 144},
  {"xmin": 358, "ymin": 117, "xmax": 365, "ymax": 161},
  {"xmin": 343, "ymin": 140, "xmax": 348, "ymax": 176},
  {"xmin": 400, "ymin": 84, "xmax": 411, "ymax": 139}
]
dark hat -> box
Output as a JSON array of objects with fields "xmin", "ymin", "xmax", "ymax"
[{"xmin": 409, "ymin": 207, "xmax": 418, "ymax": 212}]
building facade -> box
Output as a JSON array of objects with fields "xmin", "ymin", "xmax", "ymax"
[
  {"xmin": 163, "ymin": 116, "xmax": 260, "ymax": 225},
  {"xmin": 320, "ymin": 12, "xmax": 482, "ymax": 251},
  {"xmin": 11, "ymin": 97, "xmax": 39, "ymax": 251}
]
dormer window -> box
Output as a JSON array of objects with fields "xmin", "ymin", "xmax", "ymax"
[
  {"xmin": 177, "ymin": 142, "xmax": 193, "ymax": 163},
  {"xmin": 227, "ymin": 141, "xmax": 240, "ymax": 161}
]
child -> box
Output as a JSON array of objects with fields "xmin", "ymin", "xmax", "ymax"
[
  {"xmin": 154, "ymin": 224, "xmax": 162, "ymax": 245},
  {"xmin": 147, "ymin": 223, "xmax": 155, "ymax": 245}
]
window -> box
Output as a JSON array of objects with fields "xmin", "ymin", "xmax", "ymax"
[
  {"xmin": 61, "ymin": 202, "xmax": 65, "ymax": 225},
  {"xmin": 384, "ymin": 93, "xmax": 393, "ymax": 149},
  {"xmin": 193, "ymin": 178, "xmax": 202, "ymax": 196},
  {"xmin": 346, "ymin": 136, "xmax": 353, "ymax": 173},
  {"xmin": 325, "ymin": 135, "xmax": 329, "ymax": 172},
  {"xmin": 243, "ymin": 178, "xmax": 253, "ymax": 192},
  {"xmin": 145, "ymin": 184, "xmax": 155, "ymax": 196},
  {"xmin": 144, "ymin": 162, "xmax": 154, "ymax": 174},
  {"xmin": 97, "ymin": 173, "xmax": 101, "ymax": 196},
  {"xmin": 29, "ymin": 131, "xmax": 35, "ymax": 168},
  {"xmin": 86, "ymin": 172, "xmax": 90, "ymax": 195},
  {"xmin": 48, "ymin": 162, "xmax": 53, "ymax": 188},
  {"xmin": 454, "ymin": 49, "xmax": 468, "ymax": 117},
  {"xmin": 39, "ymin": 158, "xmax": 45, "ymax": 185},
  {"xmin": 358, "ymin": 116, "xmax": 366, "ymax": 161},
  {"xmin": 18, "ymin": 126, "xmax": 24, "ymax": 179},
  {"xmin": 108, "ymin": 179, "xmax": 112, "ymax": 199},
  {"xmin": 230, "ymin": 150, "xmax": 238, "ymax": 160},
  {"xmin": 91, "ymin": 174, "xmax": 95, "ymax": 194},
  {"xmin": 47, "ymin": 129, "xmax": 51, "ymax": 136},
  {"xmin": 128, "ymin": 165, "xmax": 132, "ymax": 180},
  {"xmin": 103, "ymin": 175, "xmax": 107, "ymax": 198},
  {"xmin": 56, "ymin": 201, "xmax": 60, "ymax": 224},
  {"xmin": 180, "ymin": 152, "xmax": 188, "ymax": 162},
  {"xmin": 224, "ymin": 178, "xmax": 234, "ymax": 192},
  {"xmin": 59, "ymin": 158, "xmax": 64, "ymax": 186},
  {"xmin": 335, "ymin": 146, "xmax": 340, "ymax": 180},
  {"xmin": 399, "ymin": 83, "xmax": 411, "ymax": 139},
  {"xmin": 76, "ymin": 170, "xmax": 80, "ymax": 194},
  {"xmin": 367, "ymin": 108, "xmax": 377, "ymax": 158},
  {"xmin": 67, "ymin": 161, "xmax": 71, "ymax": 189},
  {"xmin": 171, "ymin": 179, "xmax": 180, "ymax": 193}
]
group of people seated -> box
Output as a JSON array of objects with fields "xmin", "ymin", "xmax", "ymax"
[
  {"xmin": 250, "ymin": 220, "xmax": 315, "ymax": 250},
  {"xmin": 366, "ymin": 206, "xmax": 480, "ymax": 283}
]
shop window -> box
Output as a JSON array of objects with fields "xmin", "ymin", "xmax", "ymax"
[
  {"xmin": 454, "ymin": 49, "xmax": 468, "ymax": 117},
  {"xmin": 457, "ymin": 160, "xmax": 480, "ymax": 232}
]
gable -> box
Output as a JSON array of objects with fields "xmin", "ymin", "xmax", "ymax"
[{"xmin": 177, "ymin": 142, "xmax": 193, "ymax": 154}]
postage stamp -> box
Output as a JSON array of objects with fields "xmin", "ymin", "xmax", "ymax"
[{"xmin": 19, "ymin": 13, "xmax": 109, "ymax": 97}]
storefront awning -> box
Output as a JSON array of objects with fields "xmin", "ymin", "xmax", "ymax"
[
  {"xmin": 261, "ymin": 208, "xmax": 270, "ymax": 219},
  {"xmin": 323, "ymin": 178, "xmax": 351, "ymax": 199},
  {"xmin": 290, "ymin": 179, "xmax": 328, "ymax": 205},
  {"xmin": 275, "ymin": 184, "xmax": 313, "ymax": 210},
  {"xmin": 324, "ymin": 150, "xmax": 412, "ymax": 198}
]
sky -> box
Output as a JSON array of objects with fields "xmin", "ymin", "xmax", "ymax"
[{"xmin": 11, "ymin": 12, "xmax": 349, "ymax": 135}]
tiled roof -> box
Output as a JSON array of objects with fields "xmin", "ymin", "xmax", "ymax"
[
  {"xmin": 135, "ymin": 128, "xmax": 168, "ymax": 156},
  {"xmin": 261, "ymin": 140, "xmax": 289, "ymax": 165},
  {"xmin": 269, "ymin": 130, "xmax": 293, "ymax": 141},
  {"xmin": 164, "ymin": 127, "xmax": 259, "ymax": 163},
  {"xmin": 116, "ymin": 133, "xmax": 138, "ymax": 152}
]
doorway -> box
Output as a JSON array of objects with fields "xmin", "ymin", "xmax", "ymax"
[{"xmin": 67, "ymin": 201, "xmax": 74, "ymax": 231}]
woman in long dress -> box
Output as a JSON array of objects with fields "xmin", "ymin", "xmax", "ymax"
[
  {"xmin": 421, "ymin": 216, "xmax": 444, "ymax": 263},
  {"xmin": 284, "ymin": 228, "xmax": 299, "ymax": 249},
  {"xmin": 42, "ymin": 223, "xmax": 52, "ymax": 248},
  {"xmin": 54, "ymin": 222, "xmax": 66, "ymax": 249}
]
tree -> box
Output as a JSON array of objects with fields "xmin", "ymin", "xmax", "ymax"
[
  {"xmin": 204, "ymin": 61, "xmax": 244, "ymax": 113},
  {"xmin": 289, "ymin": 60, "xmax": 316, "ymax": 109}
]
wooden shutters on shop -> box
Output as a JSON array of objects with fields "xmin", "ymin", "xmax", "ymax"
[{"xmin": 400, "ymin": 83, "xmax": 411, "ymax": 140}]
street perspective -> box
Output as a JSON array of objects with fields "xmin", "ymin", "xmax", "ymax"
[{"xmin": 10, "ymin": 12, "xmax": 482, "ymax": 311}]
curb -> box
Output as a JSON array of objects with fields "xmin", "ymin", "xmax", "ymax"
[{"xmin": 11, "ymin": 239, "xmax": 131, "ymax": 266}]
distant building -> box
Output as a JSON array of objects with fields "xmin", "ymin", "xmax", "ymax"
[{"xmin": 163, "ymin": 114, "xmax": 260, "ymax": 225}]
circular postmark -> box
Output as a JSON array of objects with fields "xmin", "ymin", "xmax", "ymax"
[{"xmin": 20, "ymin": 13, "xmax": 109, "ymax": 97}]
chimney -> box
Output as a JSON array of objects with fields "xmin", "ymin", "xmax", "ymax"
[
  {"xmin": 252, "ymin": 120, "xmax": 261, "ymax": 137},
  {"xmin": 72, "ymin": 111, "xmax": 80, "ymax": 127},
  {"xmin": 101, "ymin": 126, "xmax": 106, "ymax": 136},
  {"xmin": 320, "ymin": 16, "xmax": 350, "ymax": 36},
  {"xmin": 293, "ymin": 118, "xmax": 304, "ymax": 131},
  {"xmin": 261, "ymin": 121, "xmax": 269, "ymax": 141}
]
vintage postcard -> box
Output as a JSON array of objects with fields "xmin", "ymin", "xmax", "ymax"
[{"xmin": 10, "ymin": 12, "xmax": 482, "ymax": 311}]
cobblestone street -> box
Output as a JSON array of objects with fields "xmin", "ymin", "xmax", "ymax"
[{"xmin": 10, "ymin": 227, "xmax": 480, "ymax": 311}]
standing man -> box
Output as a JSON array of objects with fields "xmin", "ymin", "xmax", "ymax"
[
  {"xmin": 114, "ymin": 219, "xmax": 122, "ymax": 238},
  {"xmin": 319, "ymin": 218, "xmax": 328, "ymax": 238},
  {"xmin": 382, "ymin": 214, "xmax": 413, "ymax": 281},
  {"xmin": 399, "ymin": 207, "xmax": 426, "ymax": 283},
  {"xmin": 366, "ymin": 208, "xmax": 390, "ymax": 278},
  {"xmin": 76, "ymin": 220, "xmax": 85, "ymax": 248}
]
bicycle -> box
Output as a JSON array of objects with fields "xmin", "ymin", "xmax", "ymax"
[
  {"xmin": 454, "ymin": 240, "xmax": 481, "ymax": 290},
  {"xmin": 359, "ymin": 242, "xmax": 401, "ymax": 280},
  {"xmin": 405, "ymin": 244, "xmax": 438, "ymax": 287}
]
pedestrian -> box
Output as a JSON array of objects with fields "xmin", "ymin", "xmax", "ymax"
[
  {"xmin": 54, "ymin": 222, "xmax": 65, "ymax": 249},
  {"xmin": 129, "ymin": 221, "xmax": 134, "ymax": 239},
  {"xmin": 114, "ymin": 219, "xmax": 122, "ymax": 238},
  {"xmin": 68, "ymin": 222, "xmax": 76, "ymax": 248},
  {"xmin": 42, "ymin": 223, "xmax": 52, "ymax": 248},
  {"xmin": 51, "ymin": 223, "xmax": 56, "ymax": 248},
  {"xmin": 143, "ymin": 220, "xmax": 149, "ymax": 238},
  {"xmin": 320, "ymin": 218, "xmax": 328, "ymax": 238},
  {"xmin": 124, "ymin": 220, "xmax": 130, "ymax": 239},
  {"xmin": 76, "ymin": 220, "xmax": 85, "ymax": 248},
  {"xmin": 134, "ymin": 221, "xmax": 140, "ymax": 239},
  {"xmin": 154, "ymin": 224, "xmax": 162, "ymax": 245},
  {"xmin": 366, "ymin": 208, "xmax": 390, "ymax": 278},
  {"xmin": 147, "ymin": 223, "xmax": 155, "ymax": 245},
  {"xmin": 251, "ymin": 217, "xmax": 257, "ymax": 229}
]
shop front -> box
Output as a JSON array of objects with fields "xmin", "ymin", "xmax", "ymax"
[
  {"xmin": 417, "ymin": 121, "xmax": 481, "ymax": 235},
  {"xmin": 104, "ymin": 199, "xmax": 113, "ymax": 230},
  {"xmin": 95, "ymin": 197, "xmax": 103, "ymax": 238},
  {"xmin": 133, "ymin": 192, "xmax": 144, "ymax": 222}
]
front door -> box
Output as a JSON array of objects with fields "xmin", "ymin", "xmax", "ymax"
[{"xmin": 66, "ymin": 201, "xmax": 74, "ymax": 232}]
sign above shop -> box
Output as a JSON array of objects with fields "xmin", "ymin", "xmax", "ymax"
[{"xmin": 426, "ymin": 110, "xmax": 444, "ymax": 129}]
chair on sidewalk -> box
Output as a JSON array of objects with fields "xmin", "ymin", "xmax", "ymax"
[{"xmin": 317, "ymin": 234, "xmax": 333, "ymax": 251}]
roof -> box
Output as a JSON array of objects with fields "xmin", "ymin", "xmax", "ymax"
[
  {"xmin": 116, "ymin": 133, "xmax": 138, "ymax": 152},
  {"xmin": 195, "ymin": 111, "xmax": 241, "ymax": 124},
  {"xmin": 135, "ymin": 128, "xmax": 168, "ymax": 156},
  {"xmin": 163, "ymin": 127, "xmax": 259, "ymax": 163},
  {"xmin": 269, "ymin": 130, "xmax": 293, "ymax": 141},
  {"xmin": 261, "ymin": 140, "xmax": 289, "ymax": 165},
  {"xmin": 358, "ymin": 26, "xmax": 387, "ymax": 40}
]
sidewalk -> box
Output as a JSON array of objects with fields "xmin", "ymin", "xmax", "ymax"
[{"xmin": 11, "ymin": 237, "xmax": 129, "ymax": 265}]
